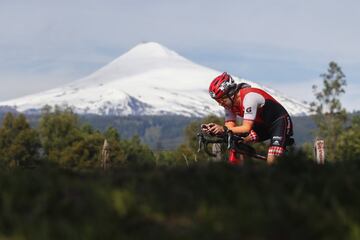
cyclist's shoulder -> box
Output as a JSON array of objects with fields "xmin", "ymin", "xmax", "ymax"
[
  {"xmin": 240, "ymin": 88, "xmax": 268, "ymax": 100},
  {"xmin": 240, "ymin": 87, "xmax": 276, "ymax": 99},
  {"xmin": 240, "ymin": 87, "xmax": 267, "ymax": 93}
]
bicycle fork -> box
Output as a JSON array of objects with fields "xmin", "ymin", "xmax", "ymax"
[
  {"xmin": 228, "ymin": 149, "xmax": 244, "ymax": 165},
  {"xmin": 226, "ymin": 131, "xmax": 245, "ymax": 165}
]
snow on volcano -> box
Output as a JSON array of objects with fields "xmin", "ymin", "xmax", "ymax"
[{"xmin": 0, "ymin": 42, "xmax": 310, "ymax": 117}]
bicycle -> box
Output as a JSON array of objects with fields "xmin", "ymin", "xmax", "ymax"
[{"xmin": 197, "ymin": 128, "xmax": 267, "ymax": 164}]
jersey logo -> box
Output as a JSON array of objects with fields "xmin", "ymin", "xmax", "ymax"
[{"xmin": 246, "ymin": 107, "xmax": 252, "ymax": 113}]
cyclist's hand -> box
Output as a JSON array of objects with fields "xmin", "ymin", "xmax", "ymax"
[
  {"xmin": 201, "ymin": 123, "xmax": 215, "ymax": 134},
  {"xmin": 241, "ymin": 130, "xmax": 258, "ymax": 143},
  {"xmin": 201, "ymin": 124, "xmax": 209, "ymax": 130},
  {"xmin": 208, "ymin": 123, "xmax": 225, "ymax": 135}
]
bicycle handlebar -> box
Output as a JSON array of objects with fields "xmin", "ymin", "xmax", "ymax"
[{"xmin": 197, "ymin": 129, "xmax": 267, "ymax": 161}]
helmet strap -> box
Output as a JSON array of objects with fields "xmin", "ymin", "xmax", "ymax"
[{"xmin": 227, "ymin": 86, "xmax": 240, "ymax": 108}]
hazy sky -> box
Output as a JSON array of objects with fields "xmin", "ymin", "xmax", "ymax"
[{"xmin": 1, "ymin": 0, "xmax": 359, "ymax": 110}]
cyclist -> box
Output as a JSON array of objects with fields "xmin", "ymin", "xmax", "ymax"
[{"xmin": 203, "ymin": 72, "xmax": 294, "ymax": 165}]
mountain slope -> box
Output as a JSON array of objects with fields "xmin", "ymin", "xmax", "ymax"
[{"xmin": 0, "ymin": 42, "xmax": 310, "ymax": 117}]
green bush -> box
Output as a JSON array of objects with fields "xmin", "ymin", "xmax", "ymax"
[{"xmin": 1, "ymin": 158, "xmax": 360, "ymax": 240}]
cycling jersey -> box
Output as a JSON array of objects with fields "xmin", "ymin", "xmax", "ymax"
[
  {"xmin": 224, "ymin": 87, "xmax": 293, "ymax": 150},
  {"xmin": 225, "ymin": 88, "xmax": 289, "ymax": 125}
]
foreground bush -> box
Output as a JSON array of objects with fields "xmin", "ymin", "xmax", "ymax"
[{"xmin": 1, "ymin": 157, "xmax": 360, "ymax": 240}]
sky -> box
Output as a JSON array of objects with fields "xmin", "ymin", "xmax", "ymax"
[{"xmin": 1, "ymin": 0, "xmax": 359, "ymax": 111}]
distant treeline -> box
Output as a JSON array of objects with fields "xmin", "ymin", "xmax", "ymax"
[
  {"xmin": 0, "ymin": 110, "xmax": 319, "ymax": 150},
  {"xmin": 0, "ymin": 106, "xmax": 359, "ymax": 169}
]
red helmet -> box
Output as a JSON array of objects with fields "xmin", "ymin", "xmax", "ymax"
[{"xmin": 209, "ymin": 72, "xmax": 237, "ymax": 99}]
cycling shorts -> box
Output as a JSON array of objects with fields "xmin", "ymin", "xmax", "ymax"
[{"xmin": 251, "ymin": 115, "xmax": 293, "ymax": 148}]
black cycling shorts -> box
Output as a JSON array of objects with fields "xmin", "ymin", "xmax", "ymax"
[{"xmin": 252, "ymin": 115, "xmax": 293, "ymax": 148}]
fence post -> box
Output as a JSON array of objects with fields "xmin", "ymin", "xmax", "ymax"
[
  {"xmin": 314, "ymin": 138, "xmax": 325, "ymax": 164},
  {"xmin": 212, "ymin": 143, "xmax": 222, "ymax": 162},
  {"xmin": 101, "ymin": 139, "xmax": 111, "ymax": 170}
]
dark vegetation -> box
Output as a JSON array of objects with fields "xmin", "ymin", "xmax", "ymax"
[{"xmin": 2, "ymin": 159, "xmax": 360, "ymax": 240}]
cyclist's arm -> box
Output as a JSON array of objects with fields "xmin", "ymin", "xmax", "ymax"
[
  {"xmin": 226, "ymin": 120, "xmax": 254, "ymax": 134},
  {"xmin": 226, "ymin": 92, "xmax": 263, "ymax": 134},
  {"xmin": 224, "ymin": 120, "xmax": 236, "ymax": 128}
]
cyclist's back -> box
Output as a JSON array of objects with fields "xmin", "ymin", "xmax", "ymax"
[{"xmin": 226, "ymin": 87, "xmax": 290, "ymax": 127}]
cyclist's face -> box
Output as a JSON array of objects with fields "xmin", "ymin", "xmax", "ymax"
[{"xmin": 217, "ymin": 97, "xmax": 232, "ymax": 109}]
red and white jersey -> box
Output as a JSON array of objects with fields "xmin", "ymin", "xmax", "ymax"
[{"xmin": 225, "ymin": 88, "xmax": 289, "ymax": 126}]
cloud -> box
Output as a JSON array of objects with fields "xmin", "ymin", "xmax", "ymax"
[
  {"xmin": 0, "ymin": 0, "xmax": 359, "ymax": 110},
  {"xmin": 2, "ymin": 0, "xmax": 360, "ymax": 58}
]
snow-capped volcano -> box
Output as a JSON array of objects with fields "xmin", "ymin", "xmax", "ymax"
[{"xmin": 0, "ymin": 42, "xmax": 310, "ymax": 117}]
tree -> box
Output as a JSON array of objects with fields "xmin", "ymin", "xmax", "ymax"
[
  {"xmin": 310, "ymin": 61, "xmax": 347, "ymax": 161},
  {"xmin": 121, "ymin": 135, "xmax": 156, "ymax": 167},
  {"xmin": 38, "ymin": 106, "xmax": 82, "ymax": 163},
  {"xmin": 336, "ymin": 116, "xmax": 360, "ymax": 161},
  {"xmin": 60, "ymin": 131, "xmax": 104, "ymax": 168},
  {"xmin": 0, "ymin": 113, "xmax": 41, "ymax": 167}
]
